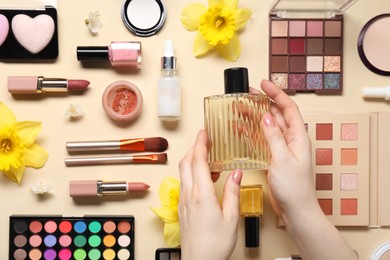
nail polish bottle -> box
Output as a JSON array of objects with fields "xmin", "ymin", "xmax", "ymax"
[
  {"xmin": 240, "ymin": 184, "xmax": 263, "ymax": 248},
  {"xmin": 158, "ymin": 40, "xmax": 181, "ymax": 121},
  {"xmin": 77, "ymin": 41, "xmax": 142, "ymax": 68},
  {"xmin": 204, "ymin": 67, "xmax": 271, "ymax": 172}
]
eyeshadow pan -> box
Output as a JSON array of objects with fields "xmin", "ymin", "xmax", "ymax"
[
  {"xmin": 324, "ymin": 56, "xmax": 341, "ymax": 72},
  {"xmin": 289, "ymin": 38, "xmax": 305, "ymax": 54},
  {"xmin": 316, "ymin": 173, "xmax": 333, "ymax": 190},
  {"xmin": 272, "ymin": 20, "xmax": 288, "ymax": 37},
  {"xmin": 271, "ymin": 73, "xmax": 288, "ymax": 89},
  {"xmin": 316, "ymin": 123, "xmax": 333, "ymax": 140},
  {"xmin": 325, "ymin": 21, "xmax": 342, "ymax": 37},
  {"xmin": 316, "ymin": 148, "xmax": 333, "ymax": 165},
  {"xmin": 324, "ymin": 73, "xmax": 340, "ymax": 89},
  {"xmin": 272, "ymin": 38, "xmax": 288, "ymax": 54},
  {"xmin": 341, "ymin": 173, "xmax": 358, "ymax": 191},
  {"xmin": 324, "ymin": 39, "xmax": 341, "ymax": 55},
  {"xmin": 307, "ymin": 74, "xmax": 322, "ymax": 89},
  {"xmin": 307, "ymin": 38, "xmax": 323, "ymax": 55},
  {"xmin": 271, "ymin": 56, "xmax": 288, "ymax": 72},
  {"xmin": 341, "ymin": 123, "xmax": 358, "ymax": 140},
  {"xmin": 307, "ymin": 56, "xmax": 323, "ymax": 72},
  {"xmin": 318, "ymin": 199, "xmax": 333, "ymax": 215},
  {"xmin": 341, "ymin": 148, "xmax": 358, "ymax": 165},
  {"xmin": 288, "ymin": 74, "xmax": 305, "ymax": 90},
  {"xmin": 289, "ymin": 56, "xmax": 306, "ymax": 72},
  {"xmin": 289, "ymin": 21, "xmax": 305, "ymax": 36},
  {"xmin": 307, "ymin": 21, "xmax": 323, "ymax": 36},
  {"xmin": 341, "ymin": 198, "xmax": 358, "ymax": 215}
]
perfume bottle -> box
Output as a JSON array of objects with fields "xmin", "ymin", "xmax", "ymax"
[
  {"xmin": 204, "ymin": 67, "xmax": 271, "ymax": 172},
  {"xmin": 240, "ymin": 184, "xmax": 263, "ymax": 248},
  {"xmin": 158, "ymin": 40, "xmax": 181, "ymax": 121}
]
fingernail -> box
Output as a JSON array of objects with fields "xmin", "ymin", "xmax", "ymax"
[
  {"xmin": 232, "ymin": 169, "xmax": 243, "ymax": 185},
  {"xmin": 263, "ymin": 113, "xmax": 275, "ymax": 127}
]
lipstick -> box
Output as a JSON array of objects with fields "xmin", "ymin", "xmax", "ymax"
[
  {"xmin": 69, "ymin": 180, "xmax": 150, "ymax": 198},
  {"xmin": 8, "ymin": 76, "xmax": 90, "ymax": 94},
  {"xmin": 66, "ymin": 137, "xmax": 168, "ymax": 153}
]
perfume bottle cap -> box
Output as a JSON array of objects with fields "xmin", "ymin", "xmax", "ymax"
[
  {"xmin": 224, "ymin": 67, "xmax": 249, "ymax": 94},
  {"xmin": 245, "ymin": 216, "xmax": 260, "ymax": 247}
]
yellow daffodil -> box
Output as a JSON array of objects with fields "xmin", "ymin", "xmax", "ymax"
[
  {"xmin": 151, "ymin": 177, "xmax": 180, "ymax": 247},
  {"xmin": 180, "ymin": 0, "xmax": 251, "ymax": 61},
  {"xmin": 0, "ymin": 102, "xmax": 48, "ymax": 184}
]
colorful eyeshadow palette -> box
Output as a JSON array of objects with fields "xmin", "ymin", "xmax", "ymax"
[
  {"xmin": 302, "ymin": 113, "xmax": 370, "ymax": 226},
  {"xmin": 269, "ymin": 16, "xmax": 343, "ymax": 93},
  {"xmin": 155, "ymin": 248, "xmax": 181, "ymax": 260},
  {"xmin": 9, "ymin": 215, "xmax": 135, "ymax": 260}
]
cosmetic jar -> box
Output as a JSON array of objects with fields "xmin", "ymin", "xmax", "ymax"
[
  {"xmin": 371, "ymin": 242, "xmax": 390, "ymax": 260},
  {"xmin": 204, "ymin": 67, "xmax": 271, "ymax": 171},
  {"xmin": 102, "ymin": 80, "xmax": 143, "ymax": 123}
]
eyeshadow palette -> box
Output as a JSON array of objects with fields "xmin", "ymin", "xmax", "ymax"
[
  {"xmin": 155, "ymin": 248, "xmax": 181, "ymax": 260},
  {"xmin": 9, "ymin": 215, "xmax": 134, "ymax": 260},
  {"xmin": 0, "ymin": 5, "xmax": 58, "ymax": 60},
  {"xmin": 269, "ymin": 16, "xmax": 343, "ymax": 93},
  {"xmin": 303, "ymin": 113, "xmax": 370, "ymax": 226}
]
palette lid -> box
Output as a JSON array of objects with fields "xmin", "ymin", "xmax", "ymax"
[
  {"xmin": 270, "ymin": 0, "xmax": 358, "ymax": 18},
  {"xmin": 0, "ymin": 0, "xmax": 57, "ymax": 9}
]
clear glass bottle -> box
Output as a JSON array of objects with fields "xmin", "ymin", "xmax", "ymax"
[
  {"xmin": 240, "ymin": 184, "xmax": 263, "ymax": 248},
  {"xmin": 204, "ymin": 67, "xmax": 271, "ymax": 172},
  {"xmin": 158, "ymin": 40, "xmax": 181, "ymax": 121}
]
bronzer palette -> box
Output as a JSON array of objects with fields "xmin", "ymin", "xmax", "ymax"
[
  {"xmin": 302, "ymin": 113, "xmax": 370, "ymax": 226},
  {"xmin": 9, "ymin": 215, "xmax": 134, "ymax": 260},
  {"xmin": 268, "ymin": 0, "xmax": 358, "ymax": 93}
]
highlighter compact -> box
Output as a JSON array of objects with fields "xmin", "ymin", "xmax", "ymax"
[{"xmin": 121, "ymin": 0, "xmax": 166, "ymax": 37}]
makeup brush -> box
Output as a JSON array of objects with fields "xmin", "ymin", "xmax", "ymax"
[
  {"xmin": 64, "ymin": 153, "xmax": 168, "ymax": 166},
  {"xmin": 66, "ymin": 137, "xmax": 168, "ymax": 153}
]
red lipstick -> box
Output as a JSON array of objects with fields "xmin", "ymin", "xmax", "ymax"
[{"xmin": 8, "ymin": 76, "xmax": 90, "ymax": 94}]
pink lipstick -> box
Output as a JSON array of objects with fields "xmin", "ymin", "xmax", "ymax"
[
  {"xmin": 69, "ymin": 180, "xmax": 150, "ymax": 198},
  {"xmin": 8, "ymin": 76, "xmax": 90, "ymax": 94}
]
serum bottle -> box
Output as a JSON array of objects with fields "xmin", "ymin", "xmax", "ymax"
[
  {"xmin": 158, "ymin": 40, "xmax": 181, "ymax": 121},
  {"xmin": 204, "ymin": 67, "xmax": 271, "ymax": 172}
]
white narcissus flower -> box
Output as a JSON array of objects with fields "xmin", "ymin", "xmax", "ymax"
[
  {"xmin": 85, "ymin": 11, "xmax": 103, "ymax": 34},
  {"xmin": 65, "ymin": 104, "xmax": 84, "ymax": 120},
  {"xmin": 31, "ymin": 179, "xmax": 52, "ymax": 195}
]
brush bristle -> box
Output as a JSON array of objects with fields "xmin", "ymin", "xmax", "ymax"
[
  {"xmin": 157, "ymin": 153, "xmax": 168, "ymax": 162},
  {"xmin": 144, "ymin": 137, "xmax": 168, "ymax": 152}
]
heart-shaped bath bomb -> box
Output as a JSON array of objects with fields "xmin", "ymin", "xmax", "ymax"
[
  {"xmin": 11, "ymin": 14, "xmax": 55, "ymax": 54},
  {"xmin": 0, "ymin": 14, "xmax": 9, "ymax": 47}
]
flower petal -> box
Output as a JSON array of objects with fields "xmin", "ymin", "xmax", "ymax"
[
  {"xmin": 216, "ymin": 34, "xmax": 241, "ymax": 61},
  {"xmin": 159, "ymin": 177, "xmax": 180, "ymax": 207},
  {"xmin": 2, "ymin": 164, "xmax": 25, "ymax": 184},
  {"xmin": 222, "ymin": 0, "xmax": 239, "ymax": 10},
  {"xmin": 180, "ymin": 3, "xmax": 207, "ymax": 31},
  {"xmin": 24, "ymin": 143, "xmax": 48, "ymax": 168},
  {"xmin": 208, "ymin": 0, "xmax": 224, "ymax": 8},
  {"xmin": 164, "ymin": 222, "xmax": 181, "ymax": 247},
  {"xmin": 194, "ymin": 32, "xmax": 215, "ymax": 57},
  {"xmin": 234, "ymin": 8, "xmax": 252, "ymax": 31},
  {"xmin": 151, "ymin": 206, "xmax": 178, "ymax": 223},
  {"xmin": 0, "ymin": 102, "xmax": 16, "ymax": 128},
  {"xmin": 14, "ymin": 121, "xmax": 42, "ymax": 147}
]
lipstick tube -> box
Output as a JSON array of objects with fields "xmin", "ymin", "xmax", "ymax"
[
  {"xmin": 8, "ymin": 76, "xmax": 90, "ymax": 94},
  {"xmin": 69, "ymin": 180, "xmax": 150, "ymax": 198},
  {"xmin": 77, "ymin": 41, "xmax": 142, "ymax": 67}
]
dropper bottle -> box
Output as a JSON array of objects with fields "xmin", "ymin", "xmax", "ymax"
[{"xmin": 158, "ymin": 40, "xmax": 181, "ymax": 121}]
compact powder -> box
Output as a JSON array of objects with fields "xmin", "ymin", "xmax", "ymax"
[
  {"xmin": 371, "ymin": 242, "xmax": 390, "ymax": 260},
  {"xmin": 358, "ymin": 14, "xmax": 390, "ymax": 75},
  {"xmin": 102, "ymin": 80, "xmax": 143, "ymax": 123}
]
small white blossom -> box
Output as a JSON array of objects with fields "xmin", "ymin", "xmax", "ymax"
[
  {"xmin": 85, "ymin": 11, "xmax": 103, "ymax": 34},
  {"xmin": 66, "ymin": 103, "xmax": 84, "ymax": 120},
  {"xmin": 31, "ymin": 179, "xmax": 52, "ymax": 195}
]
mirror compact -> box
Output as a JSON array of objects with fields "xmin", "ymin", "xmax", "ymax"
[{"xmin": 121, "ymin": 0, "xmax": 166, "ymax": 37}]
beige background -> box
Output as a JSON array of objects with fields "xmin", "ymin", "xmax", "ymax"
[{"xmin": 1, "ymin": 0, "xmax": 390, "ymax": 259}]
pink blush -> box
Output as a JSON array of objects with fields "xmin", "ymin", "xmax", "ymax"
[
  {"xmin": 110, "ymin": 88, "xmax": 137, "ymax": 115},
  {"xmin": 0, "ymin": 14, "xmax": 9, "ymax": 46},
  {"xmin": 102, "ymin": 80, "xmax": 143, "ymax": 123}
]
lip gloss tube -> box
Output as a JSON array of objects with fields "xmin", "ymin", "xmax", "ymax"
[
  {"xmin": 77, "ymin": 41, "xmax": 142, "ymax": 67},
  {"xmin": 69, "ymin": 180, "xmax": 150, "ymax": 198},
  {"xmin": 8, "ymin": 76, "xmax": 90, "ymax": 94}
]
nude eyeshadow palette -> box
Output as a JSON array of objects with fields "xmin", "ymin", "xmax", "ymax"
[
  {"xmin": 155, "ymin": 248, "xmax": 181, "ymax": 260},
  {"xmin": 269, "ymin": 16, "xmax": 343, "ymax": 93},
  {"xmin": 9, "ymin": 215, "xmax": 135, "ymax": 260}
]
